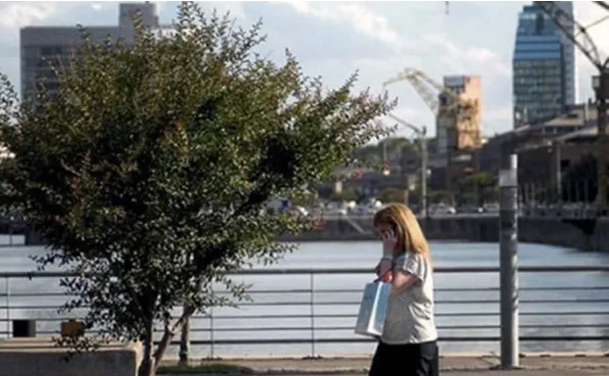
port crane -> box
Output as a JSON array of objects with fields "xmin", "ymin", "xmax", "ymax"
[
  {"xmin": 535, "ymin": 1, "xmax": 609, "ymax": 212},
  {"xmin": 382, "ymin": 68, "xmax": 481, "ymax": 196}
]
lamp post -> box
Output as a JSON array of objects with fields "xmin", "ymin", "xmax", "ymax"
[
  {"xmin": 546, "ymin": 140, "xmax": 562, "ymax": 205},
  {"xmin": 385, "ymin": 114, "xmax": 429, "ymax": 216},
  {"xmin": 425, "ymin": 168, "xmax": 432, "ymax": 220},
  {"xmin": 592, "ymin": 73, "xmax": 609, "ymax": 213},
  {"xmin": 419, "ymin": 127, "xmax": 429, "ymax": 218}
]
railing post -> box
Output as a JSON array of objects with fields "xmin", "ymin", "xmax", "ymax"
[
  {"xmin": 310, "ymin": 272, "xmax": 316, "ymax": 358},
  {"xmin": 210, "ymin": 288, "xmax": 215, "ymax": 359},
  {"xmin": 5, "ymin": 276, "xmax": 9, "ymax": 338},
  {"xmin": 499, "ymin": 153, "xmax": 519, "ymax": 369}
]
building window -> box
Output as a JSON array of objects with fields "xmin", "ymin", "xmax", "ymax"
[{"xmin": 39, "ymin": 46, "xmax": 63, "ymax": 56}]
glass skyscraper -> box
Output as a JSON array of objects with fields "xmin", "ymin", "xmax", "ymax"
[{"xmin": 512, "ymin": 2, "xmax": 576, "ymax": 128}]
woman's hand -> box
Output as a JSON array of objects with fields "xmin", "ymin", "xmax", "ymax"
[
  {"xmin": 373, "ymin": 228, "xmax": 397, "ymax": 281},
  {"xmin": 381, "ymin": 228, "xmax": 398, "ymax": 256}
]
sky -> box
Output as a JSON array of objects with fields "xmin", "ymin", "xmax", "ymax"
[{"xmin": 1, "ymin": 1, "xmax": 609, "ymax": 139}]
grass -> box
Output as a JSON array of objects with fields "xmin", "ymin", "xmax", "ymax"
[{"xmin": 157, "ymin": 363, "xmax": 253, "ymax": 374}]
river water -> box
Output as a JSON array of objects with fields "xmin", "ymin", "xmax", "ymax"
[{"xmin": 0, "ymin": 235, "xmax": 608, "ymax": 358}]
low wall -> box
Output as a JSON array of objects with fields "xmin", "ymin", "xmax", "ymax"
[
  {"xmin": 518, "ymin": 217, "xmax": 609, "ymax": 252},
  {"xmin": 279, "ymin": 216, "xmax": 609, "ymax": 252},
  {"xmin": 0, "ymin": 338, "xmax": 141, "ymax": 376},
  {"xmin": 281, "ymin": 216, "xmax": 501, "ymax": 242}
]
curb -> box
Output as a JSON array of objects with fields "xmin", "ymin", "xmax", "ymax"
[
  {"xmin": 163, "ymin": 351, "xmax": 609, "ymax": 362},
  {"xmin": 164, "ymin": 364, "xmax": 609, "ymax": 375},
  {"xmin": 165, "ymin": 349, "xmax": 609, "ymax": 361},
  {"xmin": 160, "ymin": 353, "xmax": 609, "ymax": 375}
]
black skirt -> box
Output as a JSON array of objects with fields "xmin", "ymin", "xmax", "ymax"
[{"xmin": 368, "ymin": 340, "xmax": 439, "ymax": 376}]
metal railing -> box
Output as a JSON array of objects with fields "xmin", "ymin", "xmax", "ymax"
[{"xmin": 1, "ymin": 266, "xmax": 609, "ymax": 357}]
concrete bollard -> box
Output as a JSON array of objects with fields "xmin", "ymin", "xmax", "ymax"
[
  {"xmin": 13, "ymin": 320, "xmax": 36, "ymax": 338},
  {"xmin": 0, "ymin": 338, "xmax": 142, "ymax": 376},
  {"xmin": 61, "ymin": 320, "xmax": 85, "ymax": 338}
]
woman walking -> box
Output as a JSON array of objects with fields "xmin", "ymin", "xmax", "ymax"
[{"xmin": 369, "ymin": 203, "xmax": 439, "ymax": 376}]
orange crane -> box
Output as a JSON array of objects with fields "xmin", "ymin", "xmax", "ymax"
[
  {"xmin": 382, "ymin": 68, "xmax": 481, "ymax": 196},
  {"xmin": 382, "ymin": 68, "xmax": 480, "ymax": 150}
]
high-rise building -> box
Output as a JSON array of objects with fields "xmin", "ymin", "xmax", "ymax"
[
  {"xmin": 554, "ymin": 2, "xmax": 577, "ymax": 106},
  {"xmin": 20, "ymin": 2, "xmax": 163, "ymax": 102},
  {"xmin": 512, "ymin": 2, "xmax": 576, "ymax": 128}
]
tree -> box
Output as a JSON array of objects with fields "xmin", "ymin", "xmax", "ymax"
[
  {"xmin": 0, "ymin": 4, "xmax": 393, "ymax": 376},
  {"xmin": 457, "ymin": 172, "xmax": 495, "ymax": 205},
  {"xmin": 330, "ymin": 186, "xmax": 359, "ymax": 202},
  {"xmin": 351, "ymin": 136, "xmax": 411, "ymax": 168},
  {"xmin": 429, "ymin": 190, "xmax": 452, "ymax": 205},
  {"xmin": 378, "ymin": 187, "xmax": 408, "ymax": 204},
  {"xmin": 561, "ymin": 152, "xmax": 602, "ymax": 203}
]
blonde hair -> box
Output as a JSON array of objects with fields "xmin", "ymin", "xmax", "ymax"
[{"xmin": 373, "ymin": 203, "xmax": 431, "ymax": 261}]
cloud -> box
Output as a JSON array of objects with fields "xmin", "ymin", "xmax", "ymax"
[
  {"xmin": 0, "ymin": 2, "xmax": 57, "ymax": 29},
  {"xmin": 280, "ymin": 1, "xmax": 405, "ymax": 49},
  {"xmin": 0, "ymin": 1, "xmax": 564, "ymax": 136},
  {"xmin": 200, "ymin": 1, "xmax": 246, "ymax": 20},
  {"xmin": 422, "ymin": 33, "xmax": 511, "ymax": 76},
  {"xmin": 334, "ymin": 4, "xmax": 400, "ymax": 45},
  {"xmin": 250, "ymin": 1, "xmax": 513, "ymax": 137}
]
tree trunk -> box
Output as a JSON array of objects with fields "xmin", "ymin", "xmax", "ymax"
[
  {"xmin": 179, "ymin": 313, "xmax": 190, "ymax": 365},
  {"xmin": 153, "ymin": 306, "xmax": 196, "ymax": 374},
  {"xmin": 138, "ymin": 358, "xmax": 155, "ymax": 376},
  {"xmin": 138, "ymin": 320, "xmax": 156, "ymax": 376}
]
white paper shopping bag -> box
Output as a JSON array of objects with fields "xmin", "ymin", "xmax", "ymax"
[{"xmin": 354, "ymin": 280, "xmax": 391, "ymax": 337}]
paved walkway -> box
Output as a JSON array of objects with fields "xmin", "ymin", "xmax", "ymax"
[
  {"xmin": 267, "ymin": 372, "xmax": 607, "ymax": 376},
  {"xmin": 161, "ymin": 354, "xmax": 609, "ymax": 375}
]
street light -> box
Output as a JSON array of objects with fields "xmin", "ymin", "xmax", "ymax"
[
  {"xmin": 382, "ymin": 167, "xmax": 391, "ymax": 176},
  {"xmin": 545, "ymin": 140, "xmax": 562, "ymax": 204}
]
